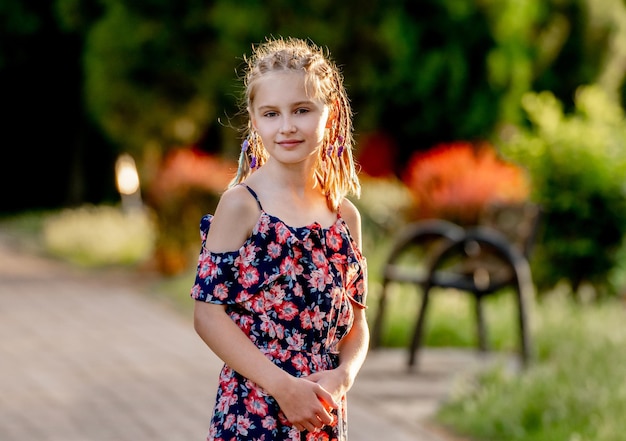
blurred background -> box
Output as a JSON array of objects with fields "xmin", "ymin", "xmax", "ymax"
[
  {"xmin": 2, "ymin": 0, "xmax": 625, "ymax": 292},
  {"xmin": 2, "ymin": 1, "xmax": 626, "ymax": 439}
]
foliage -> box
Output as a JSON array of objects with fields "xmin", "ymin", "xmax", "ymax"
[
  {"xmin": 42, "ymin": 204, "xmax": 155, "ymax": 266},
  {"xmin": 402, "ymin": 141, "xmax": 530, "ymax": 225},
  {"xmin": 77, "ymin": 0, "xmax": 591, "ymax": 173},
  {"xmin": 436, "ymin": 295, "xmax": 626, "ymax": 441},
  {"xmin": 145, "ymin": 148, "xmax": 236, "ymax": 275},
  {"xmin": 499, "ymin": 85, "xmax": 626, "ymax": 296},
  {"xmin": 83, "ymin": 0, "xmax": 222, "ymax": 155},
  {"xmin": 3, "ymin": 0, "xmax": 624, "ymax": 212},
  {"xmin": 579, "ymin": 0, "xmax": 626, "ymax": 103}
]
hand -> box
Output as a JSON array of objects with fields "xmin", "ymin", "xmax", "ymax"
[
  {"xmin": 272, "ymin": 376, "xmax": 338, "ymax": 433},
  {"xmin": 306, "ymin": 368, "xmax": 347, "ymax": 405}
]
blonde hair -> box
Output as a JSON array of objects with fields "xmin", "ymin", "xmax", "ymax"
[{"xmin": 230, "ymin": 36, "xmax": 360, "ymax": 211}]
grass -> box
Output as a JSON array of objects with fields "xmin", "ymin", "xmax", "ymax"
[
  {"xmin": 42, "ymin": 204, "xmax": 156, "ymax": 267},
  {"xmin": 367, "ymin": 283, "xmax": 521, "ymax": 351},
  {"xmin": 436, "ymin": 294, "xmax": 626, "ymax": 441},
  {"xmin": 3, "ymin": 207, "xmax": 626, "ymax": 441},
  {"xmin": 0, "ymin": 205, "xmax": 156, "ymax": 267}
]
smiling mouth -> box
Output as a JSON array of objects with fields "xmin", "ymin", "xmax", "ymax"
[{"xmin": 278, "ymin": 140, "xmax": 302, "ymax": 147}]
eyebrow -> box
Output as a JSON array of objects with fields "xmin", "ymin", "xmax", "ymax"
[{"xmin": 256, "ymin": 101, "xmax": 316, "ymax": 111}]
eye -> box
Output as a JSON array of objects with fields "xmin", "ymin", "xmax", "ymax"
[
  {"xmin": 263, "ymin": 111, "xmax": 278, "ymax": 118},
  {"xmin": 295, "ymin": 108, "xmax": 310, "ymax": 115}
]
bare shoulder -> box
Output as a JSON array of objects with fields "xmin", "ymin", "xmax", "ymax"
[
  {"xmin": 214, "ymin": 184, "xmax": 259, "ymax": 216},
  {"xmin": 206, "ymin": 185, "xmax": 261, "ymax": 252},
  {"xmin": 339, "ymin": 198, "xmax": 361, "ymax": 226},
  {"xmin": 339, "ymin": 198, "xmax": 362, "ymax": 247}
]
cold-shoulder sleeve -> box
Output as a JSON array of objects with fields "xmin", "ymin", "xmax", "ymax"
[
  {"xmin": 190, "ymin": 214, "xmax": 273, "ymax": 305},
  {"xmin": 328, "ymin": 221, "xmax": 368, "ymax": 309},
  {"xmin": 345, "ymin": 246, "xmax": 367, "ymax": 309}
]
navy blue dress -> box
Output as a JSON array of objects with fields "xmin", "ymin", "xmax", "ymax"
[{"xmin": 191, "ymin": 189, "xmax": 367, "ymax": 441}]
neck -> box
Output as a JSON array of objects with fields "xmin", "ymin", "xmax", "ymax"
[{"xmin": 263, "ymin": 157, "xmax": 318, "ymax": 192}]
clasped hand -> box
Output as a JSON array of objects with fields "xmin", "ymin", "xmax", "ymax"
[{"xmin": 273, "ymin": 372, "xmax": 342, "ymax": 433}]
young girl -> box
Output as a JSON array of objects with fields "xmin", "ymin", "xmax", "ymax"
[{"xmin": 191, "ymin": 37, "xmax": 368, "ymax": 441}]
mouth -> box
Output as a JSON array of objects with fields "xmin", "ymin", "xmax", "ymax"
[{"xmin": 277, "ymin": 140, "xmax": 302, "ymax": 148}]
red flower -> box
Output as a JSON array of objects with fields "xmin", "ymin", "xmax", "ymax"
[
  {"xmin": 277, "ymin": 301, "xmax": 299, "ymax": 321},
  {"xmin": 291, "ymin": 352, "xmax": 310, "ymax": 374},
  {"xmin": 148, "ymin": 147, "xmax": 236, "ymax": 206},
  {"xmin": 244, "ymin": 388, "xmax": 269, "ymax": 416},
  {"xmin": 267, "ymin": 242, "xmax": 282, "ymax": 259},
  {"xmin": 357, "ymin": 131, "xmax": 398, "ymax": 178},
  {"xmin": 325, "ymin": 229, "xmax": 343, "ymax": 252},
  {"xmin": 238, "ymin": 265, "xmax": 260, "ymax": 289},
  {"xmin": 275, "ymin": 223, "xmax": 291, "ymax": 244},
  {"xmin": 212, "ymin": 283, "xmax": 230, "ymax": 301},
  {"xmin": 197, "ymin": 252, "xmax": 219, "ymax": 279},
  {"xmin": 402, "ymin": 141, "xmax": 530, "ymax": 225}
]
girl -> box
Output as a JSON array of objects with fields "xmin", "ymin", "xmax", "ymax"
[{"xmin": 191, "ymin": 36, "xmax": 368, "ymax": 441}]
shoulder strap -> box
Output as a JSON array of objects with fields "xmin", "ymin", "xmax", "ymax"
[{"xmin": 239, "ymin": 183, "xmax": 264, "ymax": 211}]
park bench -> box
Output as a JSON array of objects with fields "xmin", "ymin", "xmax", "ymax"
[{"xmin": 370, "ymin": 202, "xmax": 540, "ymax": 370}]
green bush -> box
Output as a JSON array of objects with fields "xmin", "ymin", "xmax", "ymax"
[{"xmin": 499, "ymin": 85, "xmax": 626, "ymax": 297}]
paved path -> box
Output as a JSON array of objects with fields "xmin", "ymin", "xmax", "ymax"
[{"xmin": 0, "ymin": 229, "xmax": 496, "ymax": 441}]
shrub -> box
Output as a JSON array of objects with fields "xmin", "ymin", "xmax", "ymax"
[
  {"xmin": 145, "ymin": 148, "xmax": 236, "ymax": 275},
  {"xmin": 402, "ymin": 141, "xmax": 530, "ymax": 225},
  {"xmin": 498, "ymin": 85, "xmax": 626, "ymax": 296},
  {"xmin": 43, "ymin": 205, "xmax": 155, "ymax": 267}
]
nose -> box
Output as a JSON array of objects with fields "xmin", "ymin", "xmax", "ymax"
[{"xmin": 279, "ymin": 116, "xmax": 296, "ymax": 133}]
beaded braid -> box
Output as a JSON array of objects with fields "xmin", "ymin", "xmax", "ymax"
[{"xmin": 229, "ymin": 37, "xmax": 360, "ymax": 211}]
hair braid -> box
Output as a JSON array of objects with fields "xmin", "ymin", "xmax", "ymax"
[{"xmin": 229, "ymin": 37, "xmax": 360, "ymax": 211}]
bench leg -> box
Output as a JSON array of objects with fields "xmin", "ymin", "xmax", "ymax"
[
  {"xmin": 516, "ymin": 280, "xmax": 532, "ymax": 367},
  {"xmin": 371, "ymin": 282, "xmax": 390, "ymax": 349},
  {"xmin": 474, "ymin": 295, "xmax": 488, "ymax": 353},
  {"xmin": 408, "ymin": 284, "xmax": 431, "ymax": 369}
]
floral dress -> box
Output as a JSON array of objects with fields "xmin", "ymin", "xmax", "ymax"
[{"xmin": 190, "ymin": 185, "xmax": 367, "ymax": 441}]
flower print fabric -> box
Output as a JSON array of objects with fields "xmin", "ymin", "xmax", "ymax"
[{"xmin": 191, "ymin": 209, "xmax": 367, "ymax": 441}]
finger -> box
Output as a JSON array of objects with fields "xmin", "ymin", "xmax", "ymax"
[
  {"xmin": 317, "ymin": 407, "xmax": 334, "ymax": 425},
  {"xmin": 301, "ymin": 421, "xmax": 316, "ymax": 433},
  {"xmin": 316, "ymin": 387, "xmax": 339, "ymax": 409}
]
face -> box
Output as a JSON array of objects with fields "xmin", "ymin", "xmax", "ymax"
[{"xmin": 249, "ymin": 71, "xmax": 330, "ymax": 168}]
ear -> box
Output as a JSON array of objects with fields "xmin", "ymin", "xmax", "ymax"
[{"xmin": 247, "ymin": 107, "xmax": 257, "ymax": 130}]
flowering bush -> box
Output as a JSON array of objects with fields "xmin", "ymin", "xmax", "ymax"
[
  {"xmin": 148, "ymin": 148, "xmax": 235, "ymax": 206},
  {"xmin": 402, "ymin": 141, "xmax": 530, "ymax": 225},
  {"xmin": 356, "ymin": 131, "xmax": 398, "ymax": 178},
  {"xmin": 146, "ymin": 148, "xmax": 236, "ymax": 275}
]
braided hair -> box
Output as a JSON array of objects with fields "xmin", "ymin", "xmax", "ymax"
[{"xmin": 230, "ymin": 37, "xmax": 360, "ymax": 211}]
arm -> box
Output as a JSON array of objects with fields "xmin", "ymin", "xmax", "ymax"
[{"xmin": 193, "ymin": 186, "xmax": 336, "ymax": 431}]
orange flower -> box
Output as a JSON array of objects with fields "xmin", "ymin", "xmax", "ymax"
[
  {"xmin": 402, "ymin": 141, "xmax": 530, "ymax": 225},
  {"xmin": 149, "ymin": 148, "xmax": 236, "ymax": 206}
]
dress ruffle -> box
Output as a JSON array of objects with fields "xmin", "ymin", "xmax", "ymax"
[{"xmin": 191, "ymin": 212, "xmax": 367, "ymax": 308}]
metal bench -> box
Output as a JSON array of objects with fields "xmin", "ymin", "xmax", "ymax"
[{"xmin": 370, "ymin": 203, "xmax": 540, "ymax": 370}]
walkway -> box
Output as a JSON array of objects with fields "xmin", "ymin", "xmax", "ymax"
[{"xmin": 0, "ymin": 230, "xmax": 495, "ymax": 441}]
